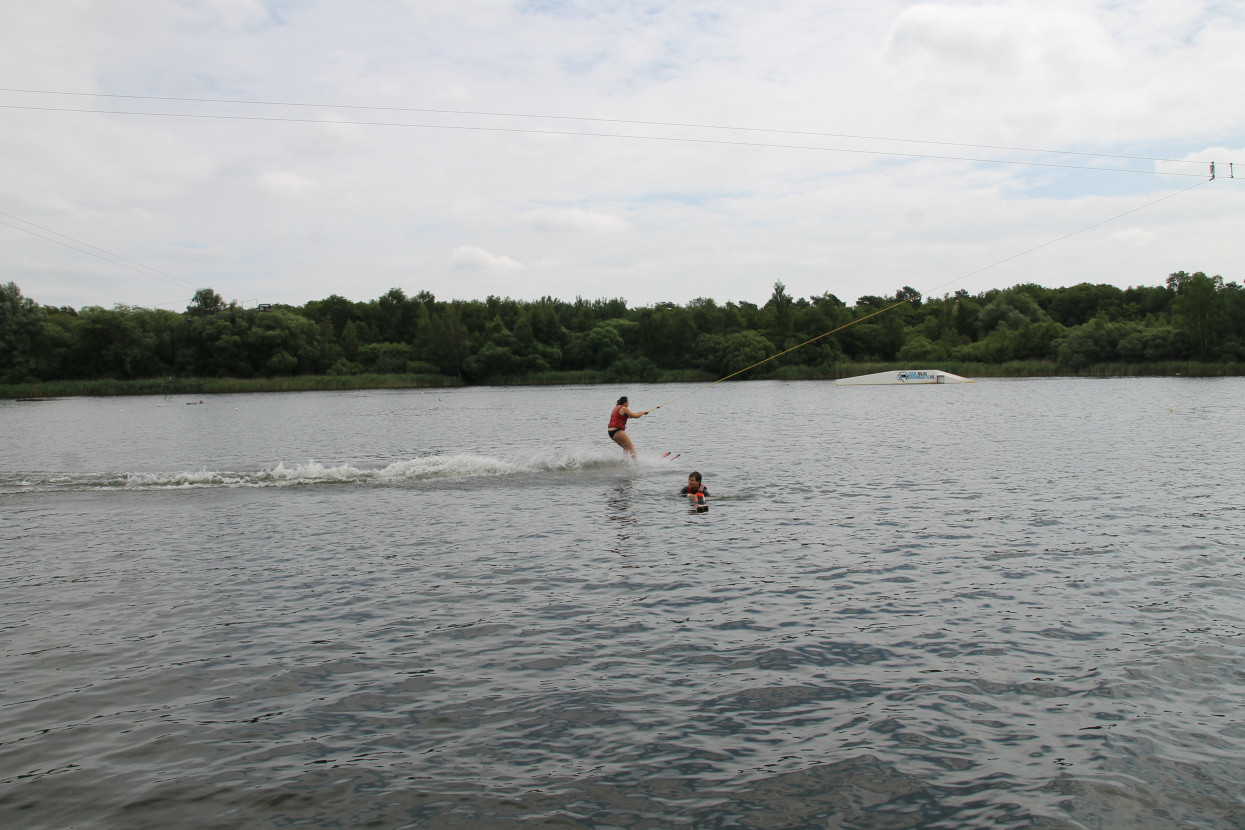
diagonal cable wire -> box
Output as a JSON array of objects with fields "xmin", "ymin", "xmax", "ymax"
[
  {"xmin": 0, "ymin": 210, "xmax": 200, "ymax": 292},
  {"xmin": 648, "ymin": 177, "xmax": 1213, "ymax": 411}
]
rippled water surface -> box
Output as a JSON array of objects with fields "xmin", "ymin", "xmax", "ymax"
[{"xmin": 2, "ymin": 379, "xmax": 1243, "ymax": 829}]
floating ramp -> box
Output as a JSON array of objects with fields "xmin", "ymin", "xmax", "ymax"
[{"xmin": 835, "ymin": 369, "xmax": 974, "ymax": 386}]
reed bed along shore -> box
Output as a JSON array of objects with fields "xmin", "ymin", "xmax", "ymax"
[
  {"xmin": 3, "ymin": 361, "xmax": 1241, "ymax": 400},
  {"xmin": 1, "ymin": 373, "xmax": 463, "ymax": 400}
]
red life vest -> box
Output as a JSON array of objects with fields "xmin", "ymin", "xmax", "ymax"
[{"xmin": 608, "ymin": 405, "xmax": 628, "ymax": 431}]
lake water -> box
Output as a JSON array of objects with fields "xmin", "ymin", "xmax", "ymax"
[{"xmin": 1, "ymin": 378, "xmax": 1242, "ymax": 829}]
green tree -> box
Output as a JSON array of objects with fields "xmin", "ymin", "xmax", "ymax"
[
  {"xmin": 722, "ymin": 330, "xmax": 773, "ymax": 376},
  {"xmin": 302, "ymin": 294, "xmax": 358, "ymax": 337},
  {"xmin": 358, "ymin": 342, "xmax": 414, "ymax": 374},
  {"xmin": 187, "ymin": 287, "xmax": 226, "ymax": 316},
  {"xmin": 1047, "ymin": 283, "xmax": 1124, "ymax": 326},
  {"xmin": 878, "ymin": 312, "xmax": 905, "ymax": 360},
  {"xmin": 424, "ymin": 304, "xmax": 470, "ymax": 375},
  {"xmin": 977, "ymin": 288, "xmax": 1046, "ymax": 334},
  {"xmin": 897, "ymin": 335, "xmax": 945, "ymax": 363},
  {"xmin": 1010, "ymin": 320, "xmax": 1063, "ymax": 360},
  {"xmin": 327, "ymin": 357, "xmax": 365, "ymax": 375},
  {"xmin": 1057, "ymin": 316, "xmax": 1117, "ymax": 369},
  {"xmin": 247, "ymin": 309, "xmax": 321, "ymax": 376},
  {"xmin": 762, "ymin": 281, "xmax": 795, "ymax": 348},
  {"xmin": 35, "ymin": 307, "xmax": 78, "ymax": 379},
  {"xmin": 0, "ymin": 282, "xmax": 47, "ymax": 382},
  {"xmin": 692, "ymin": 333, "xmax": 728, "ymax": 375},
  {"xmin": 339, "ymin": 319, "xmax": 360, "ymax": 361},
  {"xmin": 375, "ymin": 287, "xmax": 417, "ymax": 343},
  {"xmin": 463, "ymin": 343, "xmax": 520, "ymax": 379},
  {"xmin": 64, "ymin": 307, "xmax": 140, "ymax": 379},
  {"xmin": 608, "ymin": 355, "xmax": 660, "ymax": 382},
  {"xmin": 687, "ymin": 297, "xmax": 723, "ymax": 336},
  {"xmin": 180, "ymin": 313, "xmax": 252, "ymax": 377},
  {"xmin": 316, "ymin": 320, "xmax": 342, "ymax": 370},
  {"xmin": 635, "ymin": 305, "xmax": 696, "ymax": 369},
  {"xmin": 1117, "ymin": 325, "xmax": 1178, "ymax": 362},
  {"xmin": 1122, "ymin": 284, "xmax": 1174, "ymax": 318},
  {"xmin": 1224, "ymin": 281, "xmax": 1245, "ymax": 358},
  {"xmin": 566, "ymin": 323, "xmax": 625, "ymax": 370},
  {"xmin": 950, "ymin": 291, "xmax": 982, "ymax": 340},
  {"xmin": 1167, "ymin": 271, "xmax": 1228, "ymax": 360}
]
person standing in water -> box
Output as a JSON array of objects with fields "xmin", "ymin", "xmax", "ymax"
[
  {"xmin": 678, "ymin": 472, "xmax": 708, "ymax": 498},
  {"xmin": 607, "ymin": 396, "xmax": 652, "ymax": 460}
]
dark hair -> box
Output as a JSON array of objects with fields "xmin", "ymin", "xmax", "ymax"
[
  {"xmin": 616, "ymin": 396, "xmax": 628, "ymax": 405},
  {"xmin": 689, "ymin": 471, "xmax": 702, "ymax": 483}
]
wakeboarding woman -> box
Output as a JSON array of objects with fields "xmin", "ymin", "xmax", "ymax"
[{"xmin": 607, "ymin": 396, "xmax": 651, "ymax": 460}]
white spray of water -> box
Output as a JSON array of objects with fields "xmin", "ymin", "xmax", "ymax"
[{"xmin": 1, "ymin": 448, "xmax": 661, "ymax": 491}]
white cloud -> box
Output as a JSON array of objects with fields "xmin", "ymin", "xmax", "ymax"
[
  {"xmin": 0, "ymin": 0, "xmax": 1241, "ymax": 310},
  {"xmin": 1107, "ymin": 227, "xmax": 1156, "ymax": 245},
  {"xmin": 523, "ymin": 208, "xmax": 629, "ymax": 233},
  {"xmin": 188, "ymin": 0, "xmax": 274, "ymax": 30},
  {"xmin": 887, "ymin": 4, "xmax": 1119, "ymax": 80},
  {"xmin": 451, "ymin": 246, "xmax": 527, "ymax": 272},
  {"xmin": 258, "ymin": 171, "xmax": 319, "ymax": 197}
]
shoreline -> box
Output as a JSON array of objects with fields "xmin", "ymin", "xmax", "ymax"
[{"xmin": 4, "ymin": 361, "xmax": 1243, "ymax": 399}]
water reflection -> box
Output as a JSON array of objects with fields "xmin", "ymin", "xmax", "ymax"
[{"xmin": 607, "ymin": 479, "xmax": 636, "ymax": 550}]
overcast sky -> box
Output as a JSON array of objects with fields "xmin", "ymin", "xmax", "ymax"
[{"xmin": 2, "ymin": 0, "xmax": 1242, "ymax": 312}]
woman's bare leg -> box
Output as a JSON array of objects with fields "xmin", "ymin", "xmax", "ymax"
[{"xmin": 611, "ymin": 431, "xmax": 637, "ymax": 460}]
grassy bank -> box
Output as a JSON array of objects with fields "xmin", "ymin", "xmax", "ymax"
[
  {"xmin": 4, "ymin": 361, "xmax": 1241, "ymax": 400},
  {"xmin": 0, "ymin": 373, "xmax": 464, "ymax": 399},
  {"xmin": 486, "ymin": 369, "xmax": 719, "ymax": 385}
]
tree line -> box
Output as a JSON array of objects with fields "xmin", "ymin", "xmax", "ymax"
[{"xmin": 2, "ymin": 271, "xmax": 1242, "ymax": 386}]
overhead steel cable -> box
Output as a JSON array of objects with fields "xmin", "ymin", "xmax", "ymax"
[
  {"xmin": 0, "ymin": 102, "xmax": 1213, "ymax": 178},
  {"xmin": 0, "ymin": 210, "xmax": 200, "ymax": 292},
  {"xmin": 0, "ymin": 87, "xmax": 1224, "ymax": 169}
]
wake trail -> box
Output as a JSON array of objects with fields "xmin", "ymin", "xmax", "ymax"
[{"xmin": 0, "ymin": 448, "xmax": 678, "ymax": 492}]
